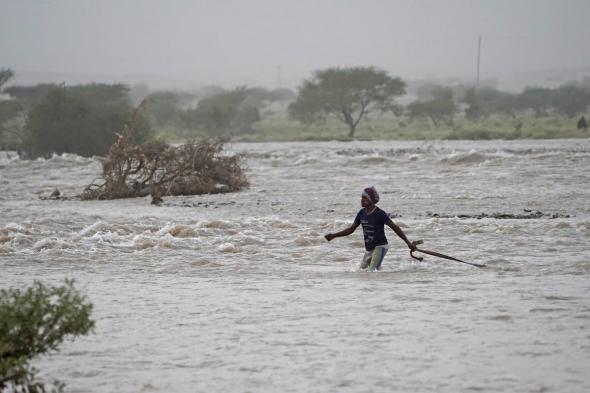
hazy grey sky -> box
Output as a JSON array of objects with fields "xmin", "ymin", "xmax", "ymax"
[{"xmin": 2, "ymin": 0, "xmax": 590, "ymax": 88}]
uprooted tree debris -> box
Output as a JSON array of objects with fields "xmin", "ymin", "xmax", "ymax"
[{"xmin": 81, "ymin": 101, "xmax": 248, "ymax": 202}]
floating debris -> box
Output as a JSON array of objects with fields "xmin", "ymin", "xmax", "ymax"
[{"xmin": 426, "ymin": 209, "xmax": 570, "ymax": 219}]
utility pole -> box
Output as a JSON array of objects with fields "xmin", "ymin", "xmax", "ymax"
[{"xmin": 476, "ymin": 35, "xmax": 482, "ymax": 88}]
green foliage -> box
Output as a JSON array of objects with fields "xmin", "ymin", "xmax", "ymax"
[
  {"xmin": 194, "ymin": 85, "xmax": 225, "ymax": 100},
  {"xmin": 414, "ymin": 82, "xmax": 467, "ymax": 104},
  {"xmin": 551, "ymin": 85, "xmax": 590, "ymax": 118},
  {"xmin": 179, "ymin": 87, "xmax": 261, "ymax": 135},
  {"xmin": 23, "ymin": 83, "xmax": 152, "ymax": 158},
  {"xmin": 0, "ymin": 279, "xmax": 94, "ymax": 389},
  {"xmin": 244, "ymin": 112, "xmax": 585, "ymax": 142},
  {"xmin": 0, "ymin": 108, "xmax": 26, "ymax": 151},
  {"xmin": 462, "ymin": 88, "xmax": 480, "ymax": 120},
  {"xmin": 289, "ymin": 67, "xmax": 406, "ymax": 137},
  {"xmin": 479, "ymin": 89, "xmax": 519, "ymax": 118},
  {"xmin": 461, "ymin": 87, "xmax": 519, "ymax": 120},
  {"xmin": 447, "ymin": 128, "xmax": 505, "ymax": 140},
  {"xmin": 145, "ymin": 91, "xmax": 180, "ymax": 127},
  {"xmin": 517, "ymin": 87, "xmax": 553, "ymax": 117},
  {"xmin": 0, "ymin": 68, "xmax": 14, "ymax": 90},
  {"xmin": 577, "ymin": 116, "xmax": 588, "ymax": 131},
  {"xmin": 0, "ymin": 69, "xmax": 24, "ymax": 150},
  {"xmin": 457, "ymin": 84, "xmax": 589, "ymax": 122},
  {"xmin": 268, "ymin": 87, "xmax": 296, "ymax": 103},
  {"xmin": 407, "ymin": 86, "xmax": 456, "ymax": 126},
  {"xmin": 4, "ymin": 84, "xmax": 58, "ymax": 111},
  {"xmin": 0, "ymin": 100, "xmax": 22, "ymax": 126}
]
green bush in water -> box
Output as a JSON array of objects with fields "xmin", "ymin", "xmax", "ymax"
[{"xmin": 0, "ymin": 279, "xmax": 94, "ymax": 391}]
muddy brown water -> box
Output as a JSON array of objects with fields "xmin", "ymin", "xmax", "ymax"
[{"xmin": 1, "ymin": 139, "xmax": 589, "ymax": 392}]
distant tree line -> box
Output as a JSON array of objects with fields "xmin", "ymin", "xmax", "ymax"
[
  {"xmin": 287, "ymin": 67, "xmax": 590, "ymax": 137},
  {"xmin": 0, "ymin": 69, "xmax": 152, "ymax": 158},
  {"xmin": 133, "ymin": 85, "xmax": 295, "ymax": 135},
  {"xmin": 2, "ymin": 65, "xmax": 590, "ymax": 153},
  {"xmin": 405, "ymin": 82, "xmax": 590, "ymax": 126},
  {"xmin": 0, "ymin": 68, "xmax": 298, "ymax": 157},
  {"xmin": 174, "ymin": 86, "xmax": 294, "ymax": 135}
]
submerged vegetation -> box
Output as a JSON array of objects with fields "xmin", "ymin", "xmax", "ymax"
[
  {"xmin": 81, "ymin": 104, "xmax": 248, "ymax": 201},
  {"xmin": 81, "ymin": 138, "xmax": 249, "ymax": 201},
  {"xmin": 0, "ymin": 280, "xmax": 94, "ymax": 392}
]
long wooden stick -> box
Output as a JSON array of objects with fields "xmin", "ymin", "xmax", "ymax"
[{"xmin": 409, "ymin": 240, "xmax": 485, "ymax": 268}]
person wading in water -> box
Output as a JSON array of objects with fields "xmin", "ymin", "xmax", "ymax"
[{"xmin": 324, "ymin": 186, "xmax": 417, "ymax": 271}]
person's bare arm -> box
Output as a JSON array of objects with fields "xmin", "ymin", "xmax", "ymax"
[
  {"xmin": 325, "ymin": 222, "xmax": 359, "ymax": 241},
  {"xmin": 386, "ymin": 219, "xmax": 416, "ymax": 250}
]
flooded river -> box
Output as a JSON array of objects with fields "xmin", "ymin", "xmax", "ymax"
[{"xmin": 1, "ymin": 139, "xmax": 589, "ymax": 392}]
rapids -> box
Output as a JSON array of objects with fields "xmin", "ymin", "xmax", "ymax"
[{"xmin": 1, "ymin": 139, "xmax": 589, "ymax": 392}]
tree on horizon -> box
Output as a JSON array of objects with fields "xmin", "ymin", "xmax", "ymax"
[{"xmin": 289, "ymin": 67, "xmax": 406, "ymax": 138}]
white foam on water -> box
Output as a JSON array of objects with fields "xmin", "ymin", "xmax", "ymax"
[
  {"xmin": 32, "ymin": 237, "xmax": 74, "ymax": 251},
  {"xmin": 0, "ymin": 151, "xmax": 21, "ymax": 165},
  {"xmin": 78, "ymin": 220, "xmax": 112, "ymax": 237},
  {"xmin": 441, "ymin": 150, "xmax": 499, "ymax": 165},
  {"xmin": 87, "ymin": 231, "xmax": 123, "ymax": 244},
  {"xmin": 0, "ymin": 222, "xmax": 30, "ymax": 234},
  {"xmin": 44, "ymin": 152, "xmax": 96, "ymax": 164},
  {"xmin": 293, "ymin": 157, "xmax": 318, "ymax": 166},
  {"xmin": 2, "ymin": 139, "xmax": 590, "ymax": 392},
  {"xmin": 217, "ymin": 242, "xmax": 239, "ymax": 253},
  {"xmin": 293, "ymin": 236, "xmax": 316, "ymax": 246},
  {"xmin": 162, "ymin": 224, "xmax": 198, "ymax": 238},
  {"xmin": 232, "ymin": 233, "xmax": 265, "ymax": 246},
  {"xmin": 129, "ymin": 233, "xmax": 155, "ymax": 249},
  {"xmin": 199, "ymin": 219, "xmax": 235, "ymax": 229}
]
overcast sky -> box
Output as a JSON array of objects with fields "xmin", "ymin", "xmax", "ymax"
[{"xmin": 2, "ymin": 0, "xmax": 590, "ymax": 89}]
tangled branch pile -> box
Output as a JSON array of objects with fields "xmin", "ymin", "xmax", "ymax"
[{"xmin": 81, "ymin": 103, "xmax": 248, "ymax": 201}]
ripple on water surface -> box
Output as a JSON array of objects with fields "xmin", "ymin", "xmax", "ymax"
[{"xmin": 2, "ymin": 140, "xmax": 590, "ymax": 392}]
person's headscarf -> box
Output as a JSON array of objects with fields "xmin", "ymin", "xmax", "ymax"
[{"xmin": 362, "ymin": 186, "xmax": 379, "ymax": 204}]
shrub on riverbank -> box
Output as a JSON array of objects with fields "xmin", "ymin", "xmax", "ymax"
[{"xmin": 0, "ymin": 280, "xmax": 94, "ymax": 392}]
